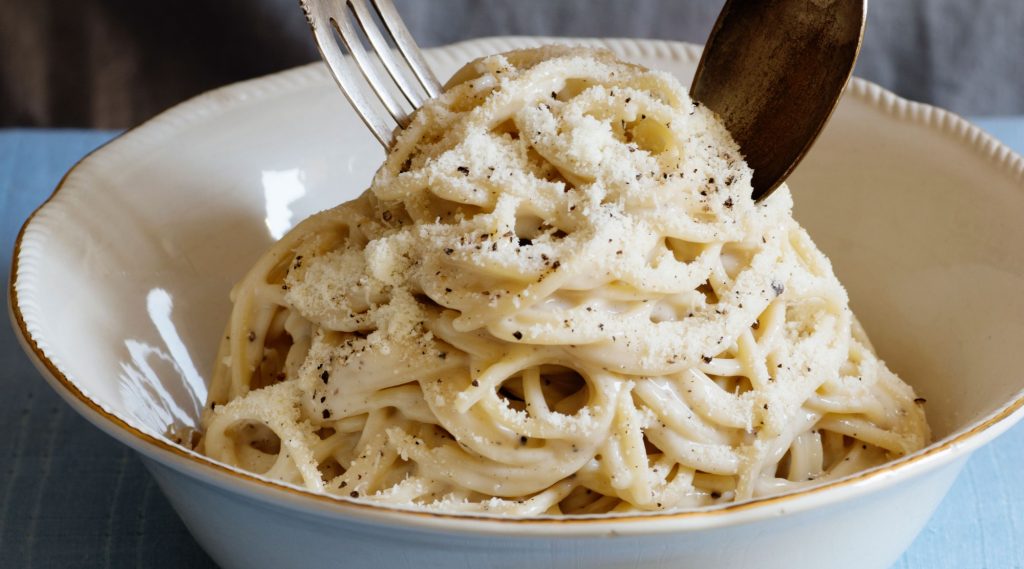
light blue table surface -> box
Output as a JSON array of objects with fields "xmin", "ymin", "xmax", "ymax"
[{"xmin": 1, "ymin": 119, "xmax": 1022, "ymax": 568}]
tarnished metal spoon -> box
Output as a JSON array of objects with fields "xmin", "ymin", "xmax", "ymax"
[{"xmin": 691, "ymin": 0, "xmax": 867, "ymax": 201}]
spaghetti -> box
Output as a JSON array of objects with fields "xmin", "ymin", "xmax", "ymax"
[{"xmin": 199, "ymin": 46, "xmax": 929, "ymax": 515}]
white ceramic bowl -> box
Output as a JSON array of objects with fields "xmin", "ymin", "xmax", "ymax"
[{"xmin": 10, "ymin": 37, "xmax": 1024, "ymax": 569}]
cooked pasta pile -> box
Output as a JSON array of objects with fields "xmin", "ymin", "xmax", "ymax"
[{"xmin": 198, "ymin": 46, "xmax": 929, "ymax": 515}]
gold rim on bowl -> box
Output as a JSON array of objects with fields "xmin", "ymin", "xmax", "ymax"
[{"xmin": 9, "ymin": 36, "xmax": 1024, "ymax": 530}]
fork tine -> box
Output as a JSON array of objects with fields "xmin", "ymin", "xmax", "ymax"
[
  {"xmin": 370, "ymin": 0, "xmax": 443, "ymax": 99},
  {"xmin": 347, "ymin": 0, "xmax": 429, "ymax": 108},
  {"xmin": 302, "ymin": 0, "xmax": 395, "ymax": 146},
  {"xmin": 329, "ymin": 0, "xmax": 411, "ymax": 126}
]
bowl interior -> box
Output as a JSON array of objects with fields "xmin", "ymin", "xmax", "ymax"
[
  {"xmin": 790, "ymin": 95, "xmax": 1024, "ymax": 437},
  {"xmin": 14, "ymin": 38, "xmax": 1024, "ymax": 460}
]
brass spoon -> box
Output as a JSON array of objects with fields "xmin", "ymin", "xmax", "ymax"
[{"xmin": 691, "ymin": 0, "xmax": 867, "ymax": 201}]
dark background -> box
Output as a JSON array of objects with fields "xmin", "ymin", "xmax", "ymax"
[{"xmin": 2, "ymin": 0, "xmax": 1023, "ymax": 129}]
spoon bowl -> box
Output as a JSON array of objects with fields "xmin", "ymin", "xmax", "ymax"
[{"xmin": 691, "ymin": 0, "xmax": 868, "ymax": 200}]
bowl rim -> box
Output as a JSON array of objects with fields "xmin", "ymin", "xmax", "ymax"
[{"xmin": 9, "ymin": 35, "xmax": 1024, "ymax": 534}]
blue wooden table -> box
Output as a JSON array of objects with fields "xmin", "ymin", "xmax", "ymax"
[{"xmin": 2, "ymin": 121, "xmax": 1022, "ymax": 568}]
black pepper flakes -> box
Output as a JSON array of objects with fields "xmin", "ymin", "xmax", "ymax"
[
  {"xmin": 457, "ymin": 166, "xmax": 470, "ymax": 175},
  {"xmin": 322, "ymin": 409, "xmax": 332, "ymax": 419},
  {"xmin": 472, "ymin": 380, "xmax": 480, "ymax": 387},
  {"xmin": 350, "ymin": 491, "xmax": 359, "ymax": 498},
  {"xmin": 701, "ymin": 356, "xmax": 713, "ymax": 364},
  {"xmin": 320, "ymin": 370, "xmax": 330, "ymax": 384},
  {"xmin": 771, "ymin": 281, "xmax": 785, "ymax": 296},
  {"xmin": 247, "ymin": 331, "xmax": 256, "ymax": 342},
  {"xmin": 914, "ymin": 397, "xmax": 927, "ymax": 404},
  {"xmin": 513, "ymin": 331, "xmax": 523, "ymax": 340},
  {"xmin": 723, "ymin": 197, "xmax": 734, "ymax": 209},
  {"xmin": 444, "ymin": 248, "xmax": 454, "ymax": 255}
]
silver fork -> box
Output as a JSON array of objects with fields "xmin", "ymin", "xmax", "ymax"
[{"xmin": 300, "ymin": 0, "xmax": 443, "ymax": 147}]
